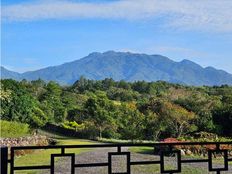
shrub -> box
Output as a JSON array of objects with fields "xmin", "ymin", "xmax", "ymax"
[
  {"xmin": 61, "ymin": 121, "xmax": 85, "ymax": 131},
  {"xmin": 0, "ymin": 120, "xmax": 30, "ymax": 138}
]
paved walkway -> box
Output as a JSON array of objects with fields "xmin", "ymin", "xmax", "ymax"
[{"xmin": 42, "ymin": 147, "xmax": 232, "ymax": 174}]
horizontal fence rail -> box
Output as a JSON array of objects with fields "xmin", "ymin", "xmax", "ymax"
[{"xmin": 1, "ymin": 141, "xmax": 232, "ymax": 174}]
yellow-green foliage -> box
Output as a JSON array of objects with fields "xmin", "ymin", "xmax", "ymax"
[
  {"xmin": 61, "ymin": 121, "xmax": 85, "ymax": 131},
  {"xmin": 0, "ymin": 120, "xmax": 30, "ymax": 138}
]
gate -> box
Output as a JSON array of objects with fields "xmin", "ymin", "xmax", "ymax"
[{"xmin": 1, "ymin": 141, "xmax": 232, "ymax": 174}]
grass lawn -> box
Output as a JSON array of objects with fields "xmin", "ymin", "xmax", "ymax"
[
  {"xmin": 12, "ymin": 138, "xmax": 98, "ymax": 174},
  {"xmin": 130, "ymin": 146, "xmax": 154, "ymax": 154}
]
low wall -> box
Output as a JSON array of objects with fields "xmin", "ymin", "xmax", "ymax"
[{"xmin": 0, "ymin": 135, "xmax": 48, "ymax": 147}]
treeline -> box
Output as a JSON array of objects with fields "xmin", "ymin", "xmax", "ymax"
[{"xmin": 1, "ymin": 77, "xmax": 232, "ymax": 140}]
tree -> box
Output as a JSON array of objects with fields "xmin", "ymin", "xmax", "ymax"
[
  {"xmin": 30, "ymin": 79, "xmax": 46, "ymax": 98},
  {"xmin": 107, "ymin": 87, "xmax": 140, "ymax": 101},
  {"xmin": 1, "ymin": 78, "xmax": 231, "ymax": 140},
  {"xmin": 1, "ymin": 79, "xmax": 48, "ymax": 127},
  {"xmin": 84, "ymin": 93, "xmax": 117, "ymax": 138},
  {"xmin": 175, "ymin": 92, "xmax": 220, "ymax": 132},
  {"xmin": 164, "ymin": 102, "xmax": 196, "ymax": 137},
  {"xmin": 102, "ymin": 78, "xmax": 115, "ymax": 90},
  {"xmin": 143, "ymin": 111, "xmax": 166, "ymax": 140},
  {"xmin": 147, "ymin": 81, "xmax": 169, "ymax": 96},
  {"xmin": 41, "ymin": 81, "xmax": 65, "ymax": 123},
  {"xmin": 72, "ymin": 76, "xmax": 89, "ymax": 92},
  {"xmin": 118, "ymin": 104, "xmax": 145, "ymax": 141},
  {"xmin": 140, "ymin": 98, "xmax": 196, "ymax": 138},
  {"xmin": 1, "ymin": 80, "xmax": 35, "ymax": 122},
  {"xmin": 117, "ymin": 80, "xmax": 131, "ymax": 89},
  {"xmin": 213, "ymin": 104, "xmax": 232, "ymax": 136},
  {"xmin": 30, "ymin": 106, "xmax": 48, "ymax": 127},
  {"xmin": 0, "ymin": 82, "xmax": 12, "ymax": 116},
  {"xmin": 132, "ymin": 81, "xmax": 149, "ymax": 93}
]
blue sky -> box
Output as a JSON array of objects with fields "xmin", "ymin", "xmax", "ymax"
[{"xmin": 1, "ymin": 0, "xmax": 232, "ymax": 73}]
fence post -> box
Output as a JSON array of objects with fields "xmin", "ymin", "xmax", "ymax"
[{"xmin": 1, "ymin": 146, "xmax": 8, "ymax": 174}]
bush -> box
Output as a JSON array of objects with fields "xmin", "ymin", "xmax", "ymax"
[
  {"xmin": 61, "ymin": 121, "xmax": 85, "ymax": 131},
  {"xmin": 0, "ymin": 120, "xmax": 30, "ymax": 138}
]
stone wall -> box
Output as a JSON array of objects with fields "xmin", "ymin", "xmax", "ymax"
[{"xmin": 0, "ymin": 135, "xmax": 48, "ymax": 147}]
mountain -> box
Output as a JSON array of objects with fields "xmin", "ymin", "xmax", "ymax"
[
  {"xmin": 1, "ymin": 66, "xmax": 21, "ymax": 80},
  {"xmin": 1, "ymin": 51, "xmax": 232, "ymax": 86}
]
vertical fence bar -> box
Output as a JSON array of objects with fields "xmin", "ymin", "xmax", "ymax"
[
  {"xmin": 1, "ymin": 147, "xmax": 8, "ymax": 174},
  {"xmin": 117, "ymin": 146, "xmax": 121, "ymax": 153},
  {"xmin": 10, "ymin": 147, "xmax": 14, "ymax": 174},
  {"xmin": 51, "ymin": 154, "xmax": 55, "ymax": 174},
  {"xmin": 216, "ymin": 143, "xmax": 220, "ymax": 151},
  {"xmin": 108, "ymin": 153, "xmax": 112, "ymax": 174},
  {"xmin": 61, "ymin": 147, "xmax": 65, "ymax": 154}
]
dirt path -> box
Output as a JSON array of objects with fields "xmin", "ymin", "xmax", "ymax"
[{"xmin": 44, "ymin": 147, "xmax": 232, "ymax": 174}]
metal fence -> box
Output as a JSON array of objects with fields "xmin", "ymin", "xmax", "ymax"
[{"xmin": 1, "ymin": 141, "xmax": 232, "ymax": 174}]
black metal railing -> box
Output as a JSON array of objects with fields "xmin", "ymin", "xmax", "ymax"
[{"xmin": 1, "ymin": 141, "xmax": 232, "ymax": 174}]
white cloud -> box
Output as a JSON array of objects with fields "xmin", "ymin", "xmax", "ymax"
[{"xmin": 2, "ymin": 0, "xmax": 232, "ymax": 32}]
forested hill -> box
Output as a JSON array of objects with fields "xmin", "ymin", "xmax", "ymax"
[
  {"xmin": 1, "ymin": 51, "xmax": 232, "ymax": 86},
  {"xmin": 1, "ymin": 78, "xmax": 232, "ymax": 140}
]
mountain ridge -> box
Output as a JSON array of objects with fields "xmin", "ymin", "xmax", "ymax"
[{"xmin": 1, "ymin": 51, "xmax": 232, "ymax": 86}]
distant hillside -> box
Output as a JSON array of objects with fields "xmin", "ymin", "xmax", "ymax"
[
  {"xmin": 1, "ymin": 66, "xmax": 21, "ymax": 80},
  {"xmin": 1, "ymin": 51, "xmax": 232, "ymax": 86}
]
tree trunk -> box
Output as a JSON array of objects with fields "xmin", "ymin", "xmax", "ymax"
[{"xmin": 99, "ymin": 126, "xmax": 102, "ymax": 139}]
